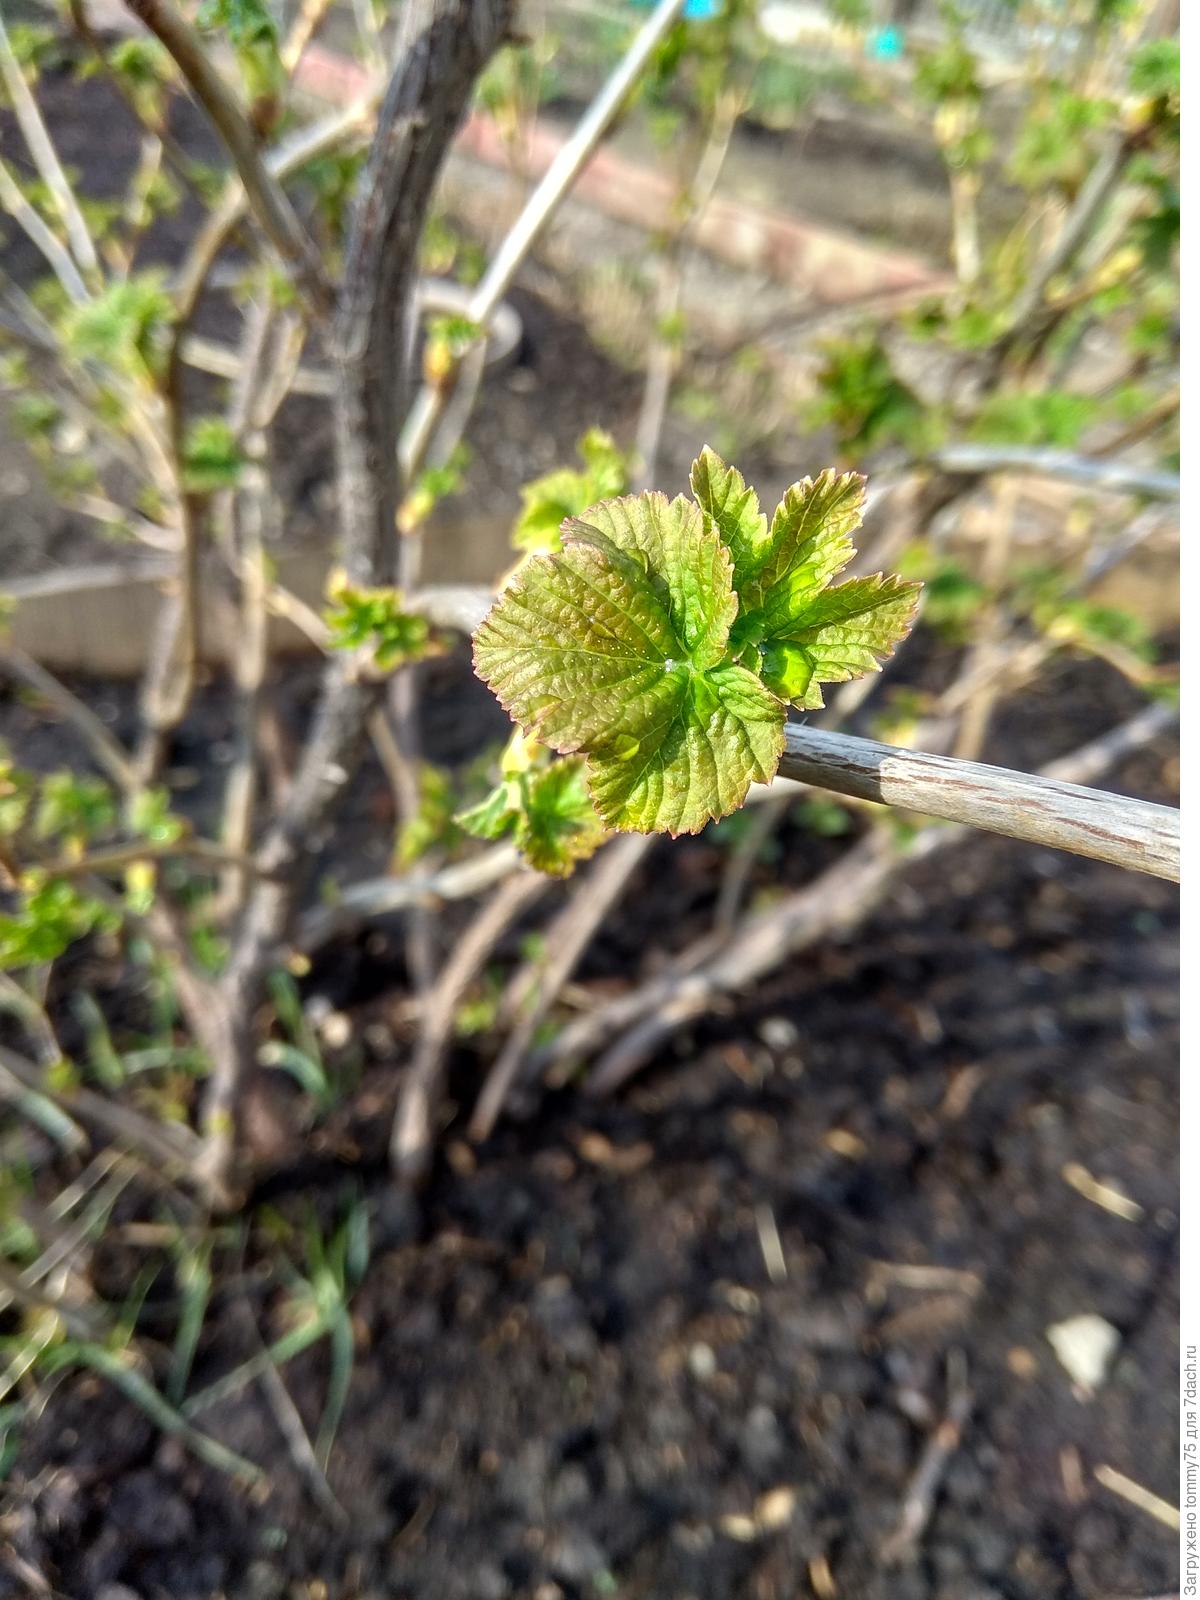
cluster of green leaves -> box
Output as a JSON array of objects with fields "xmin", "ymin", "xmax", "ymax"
[
  {"xmin": 182, "ymin": 417, "xmax": 243, "ymax": 494},
  {"xmin": 196, "ymin": 0, "xmax": 282, "ymax": 121},
  {"xmin": 1013, "ymin": 565, "xmax": 1155, "ymax": 656},
  {"xmin": 394, "ymin": 762, "xmax": 463, "ymax": 868},
  {"xmin": 1009, "ymin": 88, "xmax": 1113, "ymax": 195},
  {"xmin": 0, "ymin": 879, "xmax": 118, "ymax": 969},
  {"xmin": 324, "ymin": 579, "xmax": 440, "ymax": 671},
  {"xmin": 1, "ymin": 761, "xmax": 113, "ymax": 968},
  {"xmin": 808, "ymin": 334, "xmax": 939, "ymax": 461},
  {"xmin": 913, "ymin": 33, "xmax": 982, "ymax": 109},
  {"xmin": 0, "ymin": 746, "xmax": 195, "ymax": 967},
  {"xmin": 895, "ymin": 542, "xmax": 986, "ymax": 643},
  {"xmin": 511, "ymin": 429, "xmax": 630, "ymax": 556},
  {"xmin": 2, "ymin": 760, "xmax": 113, "ymax": 853},
  {"xmin": 474, "ymin": 449, "xmax": 920, "ymax": 837},
  {"xmin": 457, "ymin": 731, "xmax": 607, "ymax": 877},
  {"xmin": 971, "ymin": 387, "xmax": 1099, "ymax": 449},
  {"xmin": 61, "ymin": 273, "xmax": 175, "ymax": 381},
  {"xmin": 79, "ymin": 38, "xmax": 177, "ymax": 130}
]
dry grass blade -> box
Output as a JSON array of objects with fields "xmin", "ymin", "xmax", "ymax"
[
  {"xmin": 0, "ymin": 1046, "xmax": 200, "ymax": 1173},
  {"xmin": 880, "ymin": 1351, "xmax": 972, "ymax": 1565},
  {"xmin": 234, "ymin": 1298, "xmax": 348, "ymax": 1525}
]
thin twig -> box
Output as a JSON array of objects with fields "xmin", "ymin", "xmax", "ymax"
[
  {"xmin": 399, "ymin": 0, "xmax": 690, "ymax": 480},
  {"xmin": 952, "ymin": 478, "xmax": 1017, "ymax": 762},
  {"xmin": 633, "ymin": 250, "xmax": 683, "ymax": 493},
  {"xmin": 927, "ymin": 444, "xmax": 1179, "ymax": 502},
  {"xmin": 214, "ymin": 306, "xmax": 303, "ymax": 912},
  {"xmin": 124, "ymin": 0, "xmax": 332, "ymax": 319},
  {"xmin": 0, "ymin": 157, "xmax": 91, "ymax": 305},
  {"xmin": 628, "ymin": 76, "xmax": 747, "ymax": 491},
  {"xmin": 26, "ymin": 838, "xmax": 282, "ymax": 883},
  {"xmin": 880, "ymin": 1351, "xmax": 973, "ymax": 1566},
  {"xmin": 0, "ymin": 11, "xmax": 100, "ymax": 283},
  {"xmin": 469, "ymin": 834, "xmax": 651, "ymax": 1142},
  {"xmin": 391, "ymin": 870, "xmax": 550, "ymax": 1186},
  {"xmin": 0, "ymin": 645, "xmax": 137, "ymax": 792},
  {"xmin": 295, "ymin": 843, "xmax": 520, "ymax": 950}
]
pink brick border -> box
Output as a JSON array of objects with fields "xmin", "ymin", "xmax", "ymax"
[{"xmin": 294, "ymin": 43, "xmax": 948, "ymax": 304}]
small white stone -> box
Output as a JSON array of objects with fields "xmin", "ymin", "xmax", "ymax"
[
  {"xmin": 318, "ymin": 1010, "xmax": 352, "ymax": 1049},
  {"xmin": 754, "ymin": 1485, "xmax": 796, "ymax": 1531},
  {"xmin": 54, "ymin": 420, "xmax": 87, "ymax": 454},
  {"xmin": 1046, "ymin": 1313, "xmax": 1121, "ymax": 1393},
  {"xmin": 757, "ymin": 1016, "xmax": 799, "ymax": 1051},
  {"xmin": 688, "ymin": 1342, "xmax": 717, "ymax": 1380}
]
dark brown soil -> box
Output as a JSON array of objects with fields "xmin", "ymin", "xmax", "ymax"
[{"xmin": 0, "ymin": 651, "xmax": 1179, "ymax": 1600}]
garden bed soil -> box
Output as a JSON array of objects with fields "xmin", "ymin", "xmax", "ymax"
[{"xmin": 0, "ymin": 653, "xmax": 1180, "ymax": 1600}]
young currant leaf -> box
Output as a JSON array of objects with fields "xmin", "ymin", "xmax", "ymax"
[
  {"xmin": 512, "ymin": 429, "xmax": 630, "ymax": 556},
  {"xmin": 456, "ymin": 784, "xmax": 514, "ymax": 842},
  {"xmin": 395, "ymin": 763, "xmax": 462, "ymax": 868},
  {"xmin": 689, "ymin": 446, "xmax": 769, "ymax": 590},
  {"xmin": 182, "ymin": 416, "xmax": 244, "ymax": 494},
  {"xmin": 729, "ymin": 468, "xmax": 921, "ymax": 710},
  {"xmin": 516, "ymin": 760, "xmax": 608, "ymax": 877},
  {"xmin": 474, "ymin": 454, "xmax": 919, "ymax": 834},
  {"xmin": 755, "ymin": 573, "xmax": 923, "ymax": 708},
  {"xmin": 570, "ymin": 493, "xmax": 736, "ymax": 668},
  {"xmin": 324, "ymin": 577, "xmax": 440, "ymax": 671},
  {"xmin": 0, "ymin": 880, "xmax": 117, "ymax": 969},
  {"xmin": 457, "ymin": 743, "xmax": 607, "ymax": 877},
  {"xmin": 584, "ymin": 659, "xmax": 783, "ymax": 835},
  {"xmin": 474, "ymin": 491, "xmax": 784, "ymax": 835},
  {"xmin": 34, "ymin": 772, "xmax": 117, "ymax": 845}
]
